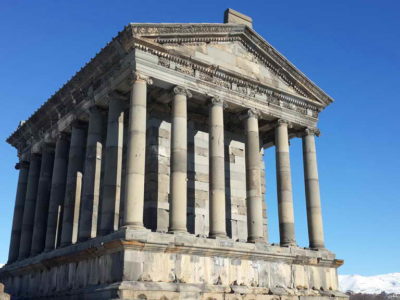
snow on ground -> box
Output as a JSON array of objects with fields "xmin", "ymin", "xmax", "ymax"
[{"xmin": 339, "ymin": 273, "xmax": 400, "ymax": 294}]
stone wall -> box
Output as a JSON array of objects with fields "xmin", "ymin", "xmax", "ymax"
[
  {"xmin": 142, "ymin": 109, "xmax": 267, "ymax": 240},
  {"xmin": 0, "ymin": 230, "xmax": 346, "ymax": 299}
]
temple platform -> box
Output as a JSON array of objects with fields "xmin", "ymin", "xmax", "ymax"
[{"xmin": 0, "ymin": 228, "xmax": 347, "ymax": 299}]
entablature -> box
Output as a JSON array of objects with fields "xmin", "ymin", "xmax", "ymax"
[{"xmin": 7, "ymin": 22, "xmax": 332, "ymax": 155}]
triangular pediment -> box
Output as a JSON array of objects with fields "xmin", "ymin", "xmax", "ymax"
[
  {"xmin": 164, "ymin": 41, "xmax": 300, "ymax": 95},
  {"xmin": 129, "ymin": 23, "xmax": 333, "ymax": 107}
]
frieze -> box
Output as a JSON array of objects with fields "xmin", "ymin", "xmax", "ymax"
[
  {"xmin": 131, "ymin": 24, "xmax": 242, "ymax": 36},
  {"xmin": 131, "ymin": 23, "xmax": 330, "ymax": 102},
  {"xmin": 144, "ymin": 41, "xmax": 320, "ymax": 118}
]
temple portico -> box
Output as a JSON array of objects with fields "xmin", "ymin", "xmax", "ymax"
[{"xmin": 0, "ymin": 9, "xmax": 345, "ymax": 300}]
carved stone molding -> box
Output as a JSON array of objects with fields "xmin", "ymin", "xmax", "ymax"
[
  {"xmin": 137, "ymin": 41, "xmax": 321, "ymax": 119},
  {"xmin": 130, "ymin": 71, "xmax": 153, "ymax": 85},
  {"xmin": 276, "ymin": 118, "xmax": 293, "ymax": 128},
  {"xmin": 57, "ymin": 131, "xmax": 70, "ymax": 141},
  {"xmin": 15, "ymin": 161, "xmax": 29, "ymax": 170},
  {"xmin": 173, "ymin": 86, "xmax": 192, "ymax": 98},
  {"xmin": 209, "ymin": 97, "xmax": 226, "ymax": 108},
  {"xmin": 41, "ymin": 142, "xmax": 56, "ymax": 153},
  {"xmin": 129, "ymin": 23, "xmax": 332, "ymax": 106},
  {"xmin": 242, "ymin": 108, "xmax": 260, "ymax": 120},
  {"xmin": 70, "ymin": 119, "xmax": 88, "ymax": 130},
  {"xmin": 304, "ymin": 127, "xmax": 321, "ymax": 137}
]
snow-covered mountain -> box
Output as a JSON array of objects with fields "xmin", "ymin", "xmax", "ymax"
[{"xmin": 339, "ymin": 273, "xmax": 400, "ymax": 294}]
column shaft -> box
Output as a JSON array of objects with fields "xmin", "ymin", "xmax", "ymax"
[
  {"xmin": 18, "ymin": 153, "xmax": 41, "ymax": 259},
  {"xmin": 44, "ymin": 133, "xmax": 69, "ymax": 251},
  {"xmin": 169, "ymin": 87, "xmax": 190, "ymax": 233},
  {"xmin": 303, "ymin": 130, "xmax": 325, "ymax": 249},
  {"xmin": 78, "ymin": 107, "xmax": 104, "ymax": 241},
  {"xmin": 8, "ymin": 160, "xmax": 29, "ymax": 262},
  {"xmin": 99, "ymin": 97, "xmax": 124, "ymax": 235},
  {"xmin": 209, "ymin": 98, "xmax": 226, "ymax": 238},
  {"xmin": 60, "ymin": 123, "xmax": 86, "ymax": 247},
  {"xmin": 275, "ymin": 120, "xmax": 296, "ymax": 246},
  {"xmin": 123, "ymin": 76, "xmax": 149, "ymax": 228},
  {"xmin": 30, "ymin": 145, "xmax": 55, "ymax": 255},
  {"xmin": 245, "ymin": 110, "xmax": 264, "ymax": 242}
]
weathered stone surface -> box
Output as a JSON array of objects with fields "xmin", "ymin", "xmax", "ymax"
[
  {"xmin": 0, "ymin": 283, "xmax": 10, "ymax": 300},
  {"xmin": 0, "ymin": 230, "xmax": 345, "ymax": 299},
  {"xmin": 2, "ymin": 8, "xmax": 342, "ymax": 300}
]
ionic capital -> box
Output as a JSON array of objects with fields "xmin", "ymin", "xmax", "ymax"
[
  {"xmin": 276, "ymin": 118, "xmax": 293, "ymax": 128},
  {"xmin": 173, "ymin": 86, "xmax": 192, "ymax": 98},
  {"xmin": 239, "ymin": 108, "xmax": 260, "ymax": 120},
  {"xmin": 88, "ymin": 104, "xmax": 106, "ymax": 115},
  {"xmin": 70, "ymin": 118, "xmax": 87, "ymax": 129},
  {"xmin": 247, "ymin": 108, "xmax": 260, "ymax": 119},
  {"xmin": 209, "ymin": 97, "xmax": 227, "ymax": 108},
  {"xmin": 105, "ymin": 91, "xmax": 127, "ymax": 103},
  {"xmin": 130, "ymin": 71, "xmax": 153, "ymax": 85},
  {"xmin": 41, "ymin": 142, "xmax": 56, "ymax": 153},
  {"xmin": 57, "ymin": 131, "xmax": 70, "ymax": 141},
  {"xmin": 15, "ymin": 161, "xmax": 29, "ymax": 170},
  {"xmin": 31, "ymin": 143, "xmax": 42, "ymax": 155},
  {"xmin": 304, "ymin": 127, "xmax": 321, "ymax": 137}
]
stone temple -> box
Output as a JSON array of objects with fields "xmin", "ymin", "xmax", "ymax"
[{"xmin": 0, "ymin": 9, "xmax": 347, "ymax": 300}]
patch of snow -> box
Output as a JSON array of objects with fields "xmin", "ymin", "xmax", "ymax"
[{"xmin": 339, "ymin": 273, "xmax": 400, "ymax": 294}]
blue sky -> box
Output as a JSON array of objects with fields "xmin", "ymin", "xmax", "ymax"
[{"xmin": 0, "ymin": 0, "xmax": 399, "ymax": 275}]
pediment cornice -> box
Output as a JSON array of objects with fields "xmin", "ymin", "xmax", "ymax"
[
  {"xmin": 7, "ymin": 22, "xmax": 331, "ymax": 152},
  {"xmin": 128, "ymin": 23, "xmax": 333, "ymax": 107}
]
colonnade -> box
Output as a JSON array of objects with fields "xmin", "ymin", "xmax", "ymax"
[{"xmin": 7, "ymin": 75, "xmax": 325, "ymax": 263}]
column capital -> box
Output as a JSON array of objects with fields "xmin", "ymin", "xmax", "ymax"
[
  {"xmin": 70, "ymin": 118, "xmax": 88, "ymax": 130},
  {"xmin": 31, "ymin": 144, "xmax": 43, "ymax": 155},
  {"xmin": 57, "ymin": 131, "xmax": 70, "ymax": 141},
  {"xmin": 129, "ymin": 71, "xmax": 153, "ymax": 85},
  {"xmin": 275, "ymin": 118, "xmax": 293, "ymax": 128},
  {"xmin": 88, "ymin": 104, "xmax": 106, "ymax": 115},
  {"xmin": 105, "ymin": 91, "xmax": 127, "ymax": 103},
  {"xmin": 15, "ymin": 161, "xmax": 29, "ymax": 170},
  {"xmin": 241, "ymin": 108, "xmax": 260, "ymax": 120},
  {"xmin": 41, "ymin": 142, "xmax": 56, "ymax": 153},
  {"xmin": 304, "ymin": 127, "xmax": 321, "ymax": 137},
  {"xmin": 173, "ymin": 86, "xmax": 192, "ymax": 98},
  {"xmin": 209, "ymin": 97, "xmax": 227, "ymax": 108}
]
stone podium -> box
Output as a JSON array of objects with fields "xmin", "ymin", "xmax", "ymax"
[{"xmin": 0, "ymin": 9, "xmax": 347, "ymax": 300}]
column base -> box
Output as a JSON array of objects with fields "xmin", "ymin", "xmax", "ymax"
[
  {"xmin": 122, "ymin": 223, "xmax": 145, "ymax": 230},
  {"xmin": 280, "ymin": 241, "xmax": 297, "ymax": 247},
  {"xmin": 247, "ymin": 236, "xmax": 264, "ymax": 243},
  {"xmin": 309, "ymin": 245, "xmax": 326, "ymax": 251},
  {"xmin": 168, "ymin": 228, "xmax": 188, "ymax": 234},
  {"xmin": 209, "ymin": 232, "xmax": 227, "ymax": 239},
  {"xmin": 0, "ymin": 231, "xmax": 345, "ymax": 300}
]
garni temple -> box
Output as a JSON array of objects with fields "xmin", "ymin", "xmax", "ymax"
[{"xmin": 0, "ymin": 9, "xmax": 347, "ymax": 300}]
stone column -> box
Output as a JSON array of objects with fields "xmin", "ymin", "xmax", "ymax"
[
  {"xmin": 169, "ymin": 86, "xmax": 191, "ymax": 233},
  {"xmin": 302, "ymin": 128, "xmax": 325, "ymax": 249},
  {"xmin": 18, "ymin": 152, "xmax": 41, "ymax": 259},
  {"xmin": 30, "ymin": 144, "xmax": 55, "ymax": 256},
  {"xmin": 60, "ymin": 122, "xmax": 86, "ymax": 247},
  {"xmin": 123, "ymin": 73, "xmax": 151, "ymax": 229},
  {"xmin": 244, "ymin": 109, "xmax": 264, "ymax": 243},
  {"xmin": 78, "ymin": 106, "xmax": 104, "ymax": 241},
  {"xmin": 8, "ymin": 159, "xmax": 29, "ymax": 263},
  {"xmin": 99, "ymin": 95, "xmax": 125, "ymax": 235},
  {"xmin": 275, "ymin": 119, "xmax": 296, "ymax": 246},
  {"xmin": 209, "ymin": 97, "xmax": 227, "ymax": 238},
  {"xmin": 44, "ymin": 133, "xmax": 70, "ymax": 251}
]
